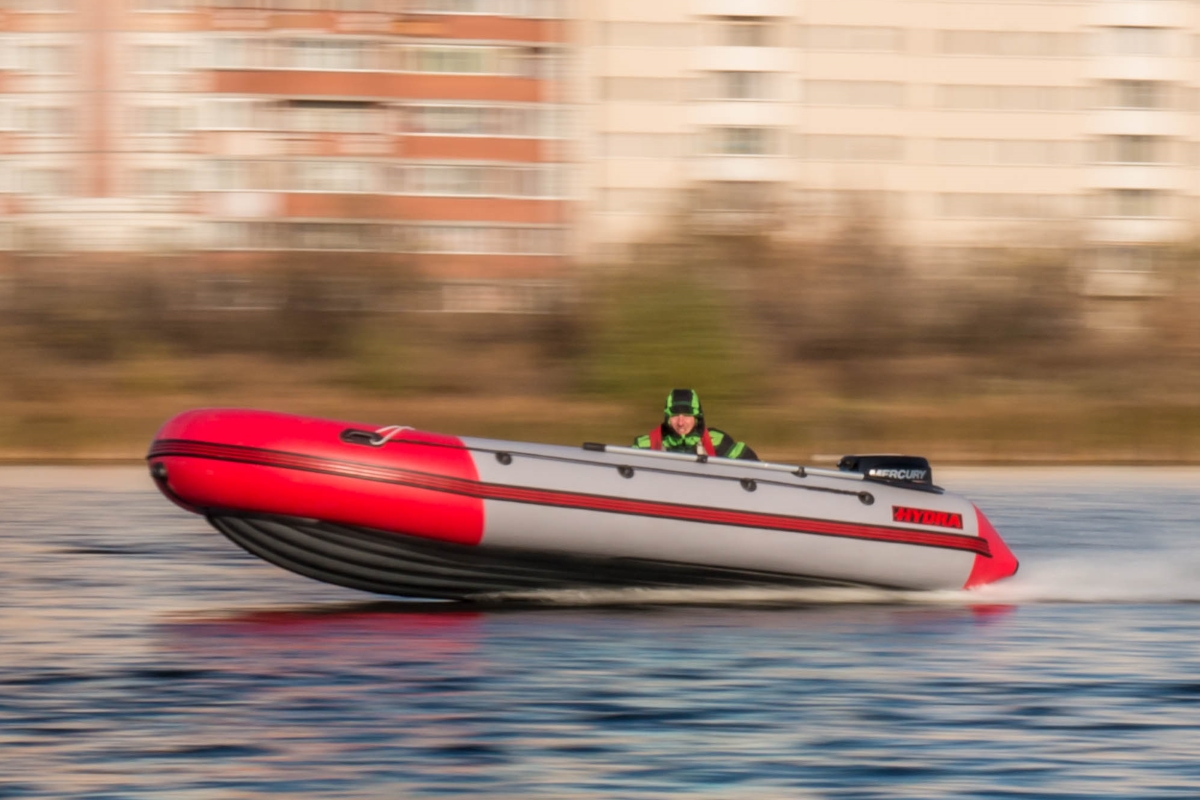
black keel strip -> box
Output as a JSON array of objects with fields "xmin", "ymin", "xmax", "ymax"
[{"xmin": 210, "ymin": 514, "xmax": 862, "ymax": 600}]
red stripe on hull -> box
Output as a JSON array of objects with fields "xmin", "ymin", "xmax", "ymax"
[{"xmin": 150, "ymin": 409, "xmax": 484, "ymax": 546}]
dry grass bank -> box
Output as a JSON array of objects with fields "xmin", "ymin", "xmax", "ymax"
[
  {"xmin": 2, "ymin": 221, "xmax": 1198, "ymax": 464},
  {"xmin": 1, "ymin": 348, "xmax": 1198, "ymax": 465}
]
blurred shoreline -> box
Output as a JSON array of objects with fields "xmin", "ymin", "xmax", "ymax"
[
  {"xmin": 3, "ymin": 232, "xmax": 1197, "ymax": 466},
  {"xmin": 1, "ymin": 387, "xmax": 1197, "ymax": 466}
]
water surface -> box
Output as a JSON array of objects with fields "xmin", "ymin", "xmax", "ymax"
[{"xmin": 1, "ymin": 467, "xmax": 1198, "ymax": 798}]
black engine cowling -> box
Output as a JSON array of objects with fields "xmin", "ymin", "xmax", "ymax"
[{"xmin": 838, "ymin": 454, "xmax": 933, "ymax": 486}]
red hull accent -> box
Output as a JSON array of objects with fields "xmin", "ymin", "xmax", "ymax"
[
  {"xmin": 150, "ymin": 409, "xmax": 484, "ymax": 545},
  {"xmin": 962, "ymin": 506, "xmax": 1019, "ymax": 589}
]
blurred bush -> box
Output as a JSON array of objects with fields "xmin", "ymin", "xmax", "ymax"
[
  {"xmin": 1, "ymin": 202, "xmax": 1199, "ymax": 459},
  {"xmin": 573, "ymin": 264, "xmax": 752, "ymax": 409}
]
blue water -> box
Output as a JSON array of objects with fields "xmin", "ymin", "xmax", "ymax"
[{"xmin": 1, "ymin": 467, "xmax": 1198, "ymax": 799}]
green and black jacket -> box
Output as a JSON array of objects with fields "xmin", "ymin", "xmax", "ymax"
[{"xmin": 632, "ymin": 425, "xmax": 758, "ymax": 461}]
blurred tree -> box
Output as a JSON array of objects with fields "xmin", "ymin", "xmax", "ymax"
[{"xmin": 574, "ymin": 263, "xmax": 752, "ymax": 409}]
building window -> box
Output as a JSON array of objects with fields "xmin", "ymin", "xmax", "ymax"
[
  {"xmin": 404, "ymin": 104, "xmax": 548, "ymax": 137},
  {"xmin": 198, "ymin": 98, "xmax": 270, "ymax": 130},
  {"xmin": 21, "ymin": 168, "xmax": 73, "ymax": 196},
  {"xmin": 395, "ymin": 163, "xmax": 564, "ymax": 198},
  {"xmin": 285, "ymin": 39, "xmax": 380, "ymax": 71},
  {"xmin": 704, "ymin": 127, "xmax": 780, "ymax": 156},
  {"xmin": 204, "ymin": 160, "xmax": 272, "ymax": 192},
  {"xmin": 134, "ymin": 44, "xmax": 191, "ymax": 73},
  {"xmin": 21, "ymin": 106, "xmax": 73, "ymax": 136},
  {"xmin": 700, "ymin": 181, "xmax": 776, "ymax": 212},
  {"xmin": 0, "ymin": 38, "xmax": 17, "ymax": 71},
  {"xmin": 1095, "ymin": 135, "xmax": 1172, "ymax": 164},
  {"xmin": 292, "ymin": 222, "xmax": 377, "ymax": 252},
  {"xmin": 134, "ymin": 0, "xmax": 194, "ymax": 10},
  {"xmin": 1097, "ymin": 80, "xmax": 1169, "ymax": 110},
  {"xmin": 290, "ymin": 161, "xmax": 382, "ymax": 193},
  {"xmin": 409, "ymin": 224, "xmax": 565, "ymax": 255},
  {"xmin": 134, "ymin": 168, "xmax": 190, "ymax": 196},
  {"xmin": 203, "ymin": 221, "xmax": 400, "ymax": 252},
  {"xmin": 209, "ymin": 37, "xmax": 268, "ymax": 70},
  {"xmin": 716, "ymin": 17, "xmax": 774, "ymax": 48},
  {"xmin": 402, "ymin": 0, "xmax": 564, "ymax": 18},
  {"xmin": 20, "ymin": 44, "xmax": 73, "ymax": 74},
  {"xmin": 282, "ymin": 100, "xmax": 386, "ymax": 134},
  {"xmin": 700, "ymin": 71, "xmax": 775, "ymax": 101},
  {"xmin": 404, "ymin": 45, "xmax": 532, "ymax": 76},
  {"xmin": 132, "ymin": 106, "xmax": 186, "ymax": 135},
  {"xmin": 7, "ymin": 0, "xmax": 73, "ymax": 11},
  {"xmin": 1091, "ymin": 247, "xmax": 1162, "ymax": 274},
  {"xmin": 202, "ymin": 222, "xmax": 267, "ymax": 251},
  {"xmin": 1100, "ymin": 26, "xmax": 1169, "ymax": 57},
  {"xmin": 1096, "ymin": 189, "xmax": 1171, "ymax": 218}
]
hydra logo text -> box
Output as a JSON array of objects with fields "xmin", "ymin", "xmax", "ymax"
[{"xmin": 892, "ymin": 505, "xmax": 963, "ymax": 530}]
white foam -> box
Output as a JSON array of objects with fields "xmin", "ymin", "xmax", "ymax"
[
  {"xmin": 473, "ymin": 584, "xmax": 1005, "ymax": 607},
  {"xmin": 964, "ymin": 549, "xmax": 1200, "ymax": 604}
]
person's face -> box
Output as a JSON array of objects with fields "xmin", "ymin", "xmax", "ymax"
[{"xmin": 668, "ymin": 414, "xmax": 696, "ymax": 437}]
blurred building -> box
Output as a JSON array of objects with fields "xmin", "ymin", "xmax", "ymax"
[
  {"xmin": 0, "ymin": 0, "xmax": 1197, "ymax": 311},
  {"xmin": 0, "ymin": 0, "xmax": 571, "ymax": 312},
  {"xmin": 578, "ymin": 0, "xmax": 1200, "ymax": 296}
]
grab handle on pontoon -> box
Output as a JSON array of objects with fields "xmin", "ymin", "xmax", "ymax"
[{"xmin": 580, "ymin": 443, "xmax": 864, "ymax": 482}]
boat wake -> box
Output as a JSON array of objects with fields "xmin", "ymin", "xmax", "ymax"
[
  {"xmin": 474, "ymin": 548, "xmax": 1200, "ymax": 607},
  {"xmin": 969, "ymin": 548, "xmax": 1200, "ymax": 605},
  {"xmin": 471, "ymin": 585, "xmax": 952, "ymax": 607}
]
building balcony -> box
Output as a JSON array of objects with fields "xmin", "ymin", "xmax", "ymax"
[
  {"xmin": 1084, "ymin": 109, "xmax": 1189, "ymax": 137},
  {"xmin": 1084, "ymin": 164, "xmax": 1189, "ymax": 191},
  {"xmin": 1085, "ymin": 56, "xmax": 1189, "ymax": 84},
  {"xmin": 690, "ymin": 47, "xmax": 791, "ymax": 73},
  {"xmin": 689, "ymin": 155, "xmax": 789, "ymax": 182},
  {"xmin": 688, "ymin": 101, "xmax": 792, "ymax": 127}
]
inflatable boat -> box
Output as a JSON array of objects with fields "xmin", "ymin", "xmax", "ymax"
[{"xmin": 147, "ymin": 408, "xmax": 1019, "ymax": 600}]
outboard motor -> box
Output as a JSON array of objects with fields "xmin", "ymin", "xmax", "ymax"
[{"xmin": 838, "ymin": 454, "xmax": 934, "ymax": 487}]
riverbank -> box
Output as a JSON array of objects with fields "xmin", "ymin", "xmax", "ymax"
[
  {"xmin": 4, "ymin": 235, "xmax": 1199, "ymax": 465},
  {"xmin": 2, "ymin": 352, "xmax": 1198, "ymax": 465}
]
